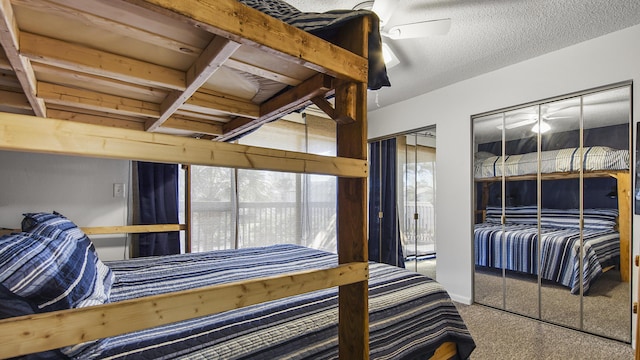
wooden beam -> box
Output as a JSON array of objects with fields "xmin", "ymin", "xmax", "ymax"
[
  {"xmin": 0, "ymin": 71, "xmax": 19, "ymax": 89},
  {"xmin": 0, "ymin": 112, "xmax": 368, "ymax": 178},
  {"xmin": 163, "ymin": 115, "xmax": 223, "ymax": 136},
  {"xmin": 0, "ymin": 89, "xmax": 30, "ymax": 110},
  {"xmin": 0, "ymin": 0, "xmax": 46, "ymax": 116},
  {"xmin": 0, "ymin": 262, "xmax": 369, "ymax": 358},
  {"xmin": 20, "ymin": 32, "xmax": 186, "ymax": 91},
  {"xmin": 148, "ymin": 36, "xmax": 240, "ymax": 131},
  {"xmin": 217, "ymin": 73, "xmax": 334, "ymax": 142},
  {"xmin": 47, "ymin": 106, "xmax": 146, "ymax": 131},
  {"xmin": 13, "ymin": 0, "xmax": 203, "ymax": 57},
  {"xmin": 613, "ymin": 172, "xmax": 631, "ymax": 283},
  {"xmin": 334, "ymin": 16, "xmax": 370, "ymax": 360},
  {"xmin": 311, "ymin": 96, "xmax": 355, "ymax": 124},
  {"xmin": 38, "ymin": 82, "xmax": 160, "ymax": 118},
  {"xmin": 32, "ymin": 63, "xmax": 168, "ymax": 103},
  {"xmin": 83, "ymin": 224, "xmax": 186, "ymax": 235},
  {"xmin": 182, "ymin": 90, "xmax": 259, "ymax": 118},
  {"xmin": 121, "ymin": 0, "xmax": 368, "ymax": 84}
]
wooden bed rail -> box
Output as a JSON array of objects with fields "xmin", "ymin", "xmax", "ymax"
[
  {"xmin": 0, "ymin": 113, "xmax": 368, "ymax": 179},
  {"xmin": 0, "ymin": 262, "xmax": 369, "ymax": 358},
  {"xmin": 0, "ymin": 224, "xmax": 186, "ymax": 237}
]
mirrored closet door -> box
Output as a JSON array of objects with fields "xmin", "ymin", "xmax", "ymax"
[
  {"xmin": 370, "ymin": 127, "xmax": 437, "ymax": 279},
  {"xmin": 472, "ymin": 83, "xmax": 632, "ymax": 342}
]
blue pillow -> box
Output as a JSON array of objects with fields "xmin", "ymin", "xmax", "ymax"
[
  {"xmin": 0, "ymin": 230, "xmax": 114, "ymax": 357},
  {"xmin": 22, "ymin": 212, "xmax": 96, "ymax": 252}
]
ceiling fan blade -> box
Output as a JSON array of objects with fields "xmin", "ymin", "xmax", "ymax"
[
  {"xmin": 371, "ymin": 0, "xmax": 395, "ymax": 26},
  {"xmin": 385, "ymin": 18, "xmax": 451, "ymax": 40}
]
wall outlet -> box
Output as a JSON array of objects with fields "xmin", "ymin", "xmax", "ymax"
[{"xmin": 113, "ymin": 183, "xmax": 126, "ymax": 198}]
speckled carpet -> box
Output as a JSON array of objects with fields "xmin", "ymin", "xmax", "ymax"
[{"xmin": 455, "ymin": 303, "xmax": 634, "ymax": 360}]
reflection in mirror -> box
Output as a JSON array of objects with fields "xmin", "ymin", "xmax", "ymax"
[
  {"xmin": 539, "ymin": 96, "xmax": 582, "ymax": 330},
  {"xmin": 581, "ymin": 86, "xmax": 631, "ymax": 342},
  {"xmin": 472, "ymin": 83, "xmax": 632, "ymax": 343},
  {"xmin": 502, "ymin": 106, "xmax": 539, "ymax": 319},
  {"xmin": 473, "ymin": 114, "xmax": 504, "ymax": 310},
  {"xmin": 400, "ymin": 129, "xmax": 437, "ymax": 280}
]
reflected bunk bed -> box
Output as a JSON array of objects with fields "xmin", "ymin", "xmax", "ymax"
[
  {"xmin": 474, "ymin": 146, "xmax": 631, "ymax": 292},
  {"xmin": 0, "ymin": 0, "xmax": 474, "ymax": 359}
]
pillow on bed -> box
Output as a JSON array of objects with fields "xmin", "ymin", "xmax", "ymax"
[
  {"xmin": 474, "ymin": 151, "xmax": 496, "ymax": 160},
  {"xmin": 540, "ymin": 208, "xmax": 618, "ymax": 230},
  {"xmin": 22, "ymin": 211, "xmax": 96, "ymax": 252},
  {"xmin": 0, "ymin": 231, "xmax": 114, "ymax": 315}
]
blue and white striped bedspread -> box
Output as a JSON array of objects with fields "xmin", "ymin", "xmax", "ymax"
[
  {"xmin": 474, "ymin": 223, "xmax": 619, "ymax": 294},
  {"xmin": 74, "ymin": 245, "xmax": 475, "ymax": 359},
  {"xmin": 474, "ymin": 146, "xmax": 629, "ymax": 178}
]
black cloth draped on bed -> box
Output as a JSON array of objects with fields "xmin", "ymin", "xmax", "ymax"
[
  {"xmin": 136, "ymin": 162, "xmax": 180, "ymax": 257},
  {"xmin": 238, "ymin": 0, "xmax": 391, "ymax": 91}
]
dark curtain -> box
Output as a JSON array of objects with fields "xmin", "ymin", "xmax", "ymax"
[
  {"xmin": 369, "ymin": 139, "xmax": 405, "ymax": 267},
  {"xmin": 136, "ymin": 162, "xmax": 180, "ymax": 257}
]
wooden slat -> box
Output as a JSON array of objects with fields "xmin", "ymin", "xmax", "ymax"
[
  {"xmin": 0, "ymin": 71, "xmax": 20, "ymax": 89},
  {"xmin": 0, "ymin": 112, "xmax": 368, "ymax": 178},
  {"xmin": 20, "ymin": 32, "xmax": 186, "ymax": 91},
  {"xmin": 0, "ymin": 89, "xmax": 30, "ymax": 110},
  {"xmin": 32, "ymin": 63, "xmax": 168, "ymax": 103},
  {"xmin": 38, "ymin": 82, "xmax": 160, "ymax": 118},
  {"xmin": 218, "ymin": 73, "xmax": 334, "ymax": 142},
  {"xmin": 0, "ymin": 0, "xmax": 46, "ymax": 116},
  {"xmin": 122, "ymin": 0, "xmax": 368, "ymax": 84},
  {"xmin": 47, "ymin": 107, "xmax": 147, "ymax": 131},
  {"xmin": 148, "ymin": 37, "xmax": 241, "ymax": 131},
  {"xmin": 0, "ymin": 224, "xmax": 186, "ymax": 236},
  {"xmin": 475, "ymin": 169, "xmax": 630, "ymax": 183},
  {"xmin": 82, "ymin": 224, "xmax": 186, "ymax": 235},
  {"xmin": 182, "ymin": 91, "xmax": 259, "ymax": 118},
  {"xmin": 334, "ymin": 16, "xmax": 370, "ymax": 360},
  {"xmin": 311, "ymin": 96, "xmax": 355, "ymax": 124},
  {"xmin": 163, "ymin": 116, "xmax": 223, "ymax": 136},
  {"xmin": 0, "ymin": 262, "xmax": 369, "ymax": 358},
  {"xmin": 13, "ymin": 0, "xmax": 204, "ymax": 57}
]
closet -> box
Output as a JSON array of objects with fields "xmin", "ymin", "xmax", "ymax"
[
  {"xmin": 472, "ymin": 83, "xmax": 632, "ymax": 342},
  {"xmin": 369, "ymin": 126, "xmax": 437, "ymax": 278}
]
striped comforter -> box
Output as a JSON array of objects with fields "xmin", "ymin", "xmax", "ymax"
[
  {"xmin": 474, "ymin": 223, "xmax": 619, "ymax": 294},
  {"xmin": 474, "ymin": 146, "xmax": 629, "ymax": 178},
  {"xmin": 73, "ymin": 245, "xmax": 475, "ymax": 359}
]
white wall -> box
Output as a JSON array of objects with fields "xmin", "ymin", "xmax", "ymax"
[
  {"xmin": 369, "ymin": 24, "xmax": 640, "ymax": 309},
  {"xmin": 0, "ymin": 151, "xmax": 131, "ymax": 260}
]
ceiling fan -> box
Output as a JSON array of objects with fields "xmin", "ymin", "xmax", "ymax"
[
  {"xmin": 354, "ymin": 0, "xmax": 451, "ymax": 40},
  {"xmin": 353, "ymin": 0, "xmax": 451, "ymax": 68}
]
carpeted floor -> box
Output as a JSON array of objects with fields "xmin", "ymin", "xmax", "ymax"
[
  {"xmin": 474, "ymin": 266, "xmax": 631, "ymax": 342},
  {"xmin": 456, "ymin": 303, "xmax": 634, "ymax": 360}
]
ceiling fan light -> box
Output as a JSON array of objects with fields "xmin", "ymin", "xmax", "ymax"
[
  {"xmin": 531, "ymin": 121, "xmax": 551, "ymax": 133},
  {"xmin": 381, "ymin": 42, "xmax": 400, "ymax": 68}
]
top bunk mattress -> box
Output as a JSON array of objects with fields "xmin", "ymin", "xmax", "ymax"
[{"xmin": 474, "ymin": 146, "xmax": 629, "ymax": 179}]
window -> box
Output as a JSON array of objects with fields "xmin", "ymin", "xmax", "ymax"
[{"xmin": 181, "ymin": 114, "xmax": 337, "ymax": 253}]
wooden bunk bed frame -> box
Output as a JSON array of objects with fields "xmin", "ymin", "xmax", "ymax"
[
  {"xmin": 0, "ymin": 0, "xmax": 458, "ymax": 358},
  {"xmin": 475, "ymin": 169, "xmax": 631, "ymax": 283}
]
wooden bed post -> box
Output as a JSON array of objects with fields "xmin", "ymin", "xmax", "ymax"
[{"xmin": 335, "ymin": 16, "xmax": 370, "ymax": 360}]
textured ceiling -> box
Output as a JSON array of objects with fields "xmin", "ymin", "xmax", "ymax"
[{"xmin": 285, "ymin": 0, "xmax": 640, "ymax": 110}]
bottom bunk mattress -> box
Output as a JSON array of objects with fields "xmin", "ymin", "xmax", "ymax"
[
  {"xmin": 72, "ymin": 244, "xmax": 475, "ymax": 359},
  {"xmin": 474, "ymin": 223, "xmax": 619, "ymax": 294}
]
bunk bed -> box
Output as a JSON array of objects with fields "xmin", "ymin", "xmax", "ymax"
[
  {"xmin": 474, "ymin": 146, "xmax": 631, "ymax": 289},
  {"xmin": 0, "ymin": 0, "xmax": 474, "ymax": 359}
]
